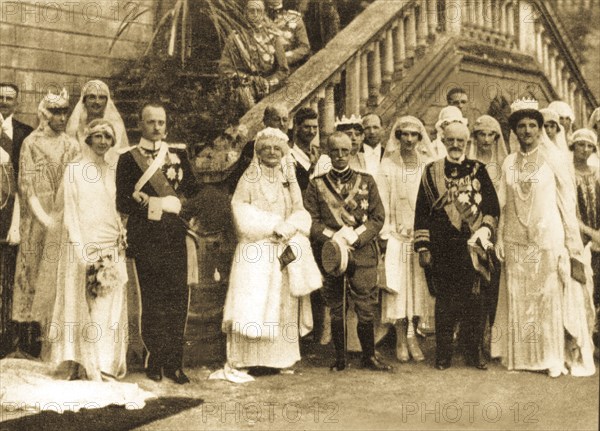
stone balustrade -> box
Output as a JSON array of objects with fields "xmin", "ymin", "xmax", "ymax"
[{"xmin": 238, "ymin": 0, "xmax": 597, "ymax": 140}]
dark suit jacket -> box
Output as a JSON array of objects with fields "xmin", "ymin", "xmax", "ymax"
[
  {"xmin": 0, "ymin": 118, "xmax": 33, "ymax": 238},
  {"xmin": 5, "ymin": 118, "xmax": 34, "ymax": 175}
]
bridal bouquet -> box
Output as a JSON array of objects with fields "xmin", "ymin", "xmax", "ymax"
[{"xmin": 86, "ymin": 255, "xmax": 124, "ymax": 298}]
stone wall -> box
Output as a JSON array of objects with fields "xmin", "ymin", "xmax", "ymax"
[{"xmin": 0, "ymin": 0, "xmax": 156, "ymax": 126}]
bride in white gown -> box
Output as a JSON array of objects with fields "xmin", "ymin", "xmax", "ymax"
[{"xmin": 1, "ymin": 119, "xmax": 154, "ymax": 412}]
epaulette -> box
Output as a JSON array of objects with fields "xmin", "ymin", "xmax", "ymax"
[
  {"xmin": 168, "ymin": 143, "xmax": 188, "ymax": 150},
  {"xmin": 286, "ymin": 9, "xmax": 301, "ymax": 17},
  {"xmin": 118, "ymin": 145, "xmax": 137, "ymax": 154}
]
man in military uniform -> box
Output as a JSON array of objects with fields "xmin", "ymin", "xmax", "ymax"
[
  {"xmin": 116, "ymin": 102, "xmax": 199, "ymax": 384},
  {"xmin": 414, "ymin": 122, "xmax": 499, "ymax": 371},
  {"xmin": 266, "ymin": 0, "xmax": 311, "ymax": 68},
  {"xmin": 305, "ymin": 132, "xmax": 391, "ymax": 372}
]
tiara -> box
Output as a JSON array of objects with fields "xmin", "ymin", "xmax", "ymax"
[
  {"xmin": 43, "ymin": 88, "xmax": 70, "ymax": 109},
  {"xmin": 510, "ymin": 97, "xmax": 539, "ymax": 113},
  {"xmin": 335, "ymin": 114, "xmax": 362, "ymax": 127}
]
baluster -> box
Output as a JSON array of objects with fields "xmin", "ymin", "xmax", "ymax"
[
  {"xmin": 506, "ymin": 2, "xmax": 515, "ymax": 37},
  {"xmin": 360, "ymin": 52, "xmax": 369, "ymax": 108},
  {"xmin": 321, "ymin": 85, "xmax": 335, "ymax": 135},
  {"xmin": 416, "ymin": 1, "xmax": 428, "ymax": 55},
  {"xmin": 394, "ymin": 18, "xmax": 406, "ymax": 78},
  {"xmin": 310, "ymin": 97, "xmax": 319, "ymax": 116},
  {"xmin": 576, "ymin": 90, "xmax": 584, "ymax": 128},
  {"xmin": 427, "ymin": 0, "xmax": 438, "ymax": 38},
  {"xmin": 368, "ymin": 41, "xmax": 382, "ymax": 107},
  {"xmin": 476, "ymin": 0, "xmax": 484, "ymax": 26},
  {"xmin": 556, "ymin": 59, "xmax": 564, "ymax": 98},
  {"xmin": 445, "ymin": 0, "xmax": 463, "ymax": 34},
  {"xmin": 345, "ymin": 55, "xmax": 361, "ymax": 117},
  {"xmin": 483, "ymin": 0, "xmax": 493, "ymax": 29},
  {"xmin": 499, "ymin": 0, "xmax": 507, "ymax": 35},
  {"xmin": 405, "ymin": 10, "xmax": 417, "ymax": 65},
  {"xmin": 534, "ymin": 23, "xmax": 543, "ymax": 64},
  {"xmin": 382, "ymin": 29, "xmax": 395, "ymax": 93},
  {"xmin": 568, "ymin": 81, "xmax": 577, "ymax": 113},
  {"xmin": 548, "ymin": 47, "xmax": 557, "ymax": 89},
  {"xmin": 562, "ymin": 71, "xmax": 571, "ymax": 102},
  {"xmin": 542, "ymin": 36, "xmax": 550, "ymax": 77}
]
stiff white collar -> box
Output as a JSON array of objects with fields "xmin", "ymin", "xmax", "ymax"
[
  {"xmin": 1, "ymin": 115, "xmax": 13, "ymax": 140},
  {"xmin": 139, "ymin": 137, "xmax": 162, "ymax": 152}
]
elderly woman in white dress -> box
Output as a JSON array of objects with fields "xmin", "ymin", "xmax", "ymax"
[
  {"xmin": 33, "ymin": 119, "xmax": 128, "ymax": 381},
  {"xmin": 223, "ymin": 127, "xmax": 321, "ymax": 375},
  {"xmin": 377, "ymin": 116, "xmax": 435, "ymax": 362}
]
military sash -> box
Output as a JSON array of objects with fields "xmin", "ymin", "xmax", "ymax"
[
  {"xmin": 429, "ymin": 159, "xmax": 483, "ymax": 232},
  {"xmin": 315, "ymin": 173, "xmax": 362, "ymax": 228},
  {"xmin": 130, "ymin": 144, "xmax": 199, "ymax": 285}
]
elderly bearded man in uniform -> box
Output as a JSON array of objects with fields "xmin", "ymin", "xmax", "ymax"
[
  {"xmin": 414, "ymin": 122, "xmax": 500, "ymax": 371},
  {"xmin": 116, "ymin": 102, "xmax": 199, "ymax": 384},
  {"xmin": 305, "ymin": 132, "xmax": 392, "ymax": 372}
]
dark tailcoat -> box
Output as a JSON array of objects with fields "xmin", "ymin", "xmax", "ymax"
[
  {"xmin": 116, "ymin": 145, "xmax": 199, "ymax": 372},
  {"xmin": 0, "ymin": 118, "xmax": 33, "ymax": 354},
  {"xmin": 413, "ymin": 157, "xmax": 499, "ymax": 365}
]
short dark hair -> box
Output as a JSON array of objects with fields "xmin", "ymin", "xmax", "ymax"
[
  {"xmin": 446, "ymin": 87, "xmax": 467, "ymax": 104},
  {"xmin": 139, "ymin": 101, "xmax": 167, "ymax": 119},
  {"xmin": 294, "ymin": 107, "xmax": 318, "ymax": 128},
  {"xmin": 0, "ymin": 82, "xmax": 19, "ymax": 96}
]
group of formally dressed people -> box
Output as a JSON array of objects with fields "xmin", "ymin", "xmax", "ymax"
[
  {"xmin": 221, "ymin": 87, "xmax": 599, "ymax": 380},
  {"xmin": 1, "ymin": 75, "xmax": 598, "ymax": 397},
  {"xmin": 0, "ymin": 78, "xmax": 200, "ymax": 400}
]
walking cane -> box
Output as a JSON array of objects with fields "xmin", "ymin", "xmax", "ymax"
[{"xmin": 342, "ymin": 275, "xmax": 347, "ymax": 359}]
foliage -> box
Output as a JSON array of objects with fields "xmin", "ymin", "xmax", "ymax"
[
  {"xmin": 556, "ymin": 5, "xmax": 600, "ymax": 64},
  {"xmin": 112, "ymin": 0, "xmax": 249, "ymax": 151}
]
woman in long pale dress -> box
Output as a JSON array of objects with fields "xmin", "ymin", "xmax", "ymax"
[
  {"xmin": 32, "ymin": 119, "xmax": 128, "ymax": 381},
  {"xmin": 12, "ymin": 90, "xmax": 80, "ymax": 357},
  {"xmin": 571, "ymin": 128, "xmax": 600, "ymax": 357},
  {"xmin": 492, "ymin": 104, "xmax": 596, "ymax": 378},
  {"xmin": 0, "ymin": 120, "xmax": 154, "ymax": 413},
  {"xmin": 377, "ymin": 116, "xmax": 435, "ymax": 362},
  {"xmin": 223, "ymin": 127, "xmax": 321, "ymax": 376}
]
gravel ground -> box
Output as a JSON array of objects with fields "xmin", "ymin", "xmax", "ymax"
[{"xmin": 130, "ymin": 337, "xmax": 599, "ymax": 431}]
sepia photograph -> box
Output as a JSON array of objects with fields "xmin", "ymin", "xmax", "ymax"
[{"xmin": 0, "ymin": 0, "xmax": 599, "ymax": 430}]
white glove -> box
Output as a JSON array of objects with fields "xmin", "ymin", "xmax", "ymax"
[
  {"xmin": 341, "ymin": 226, "xmax": 359, "ymax": 246},
  {"xmin": 7, "ymin": 224, "xmax": 20, "ymax": 245},
  {"xmin": 161, "ymin": 196, "xmax": 182, "ymax": 214},
  {"xmin": 469, "ymin": 226, "xmax": 492, "ymax": 250},
  {"xmin": 274, "ymin": 222, "xmax": 296, "ymax": 241}
]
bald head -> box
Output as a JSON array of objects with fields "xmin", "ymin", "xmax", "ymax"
[
  {"xmin": 263, "ymin": 103, "xmax": 289, "ymax": 133},
  {"xmin": 327, "ymin": 132, "xmax": 352, "ymax": 171}
]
